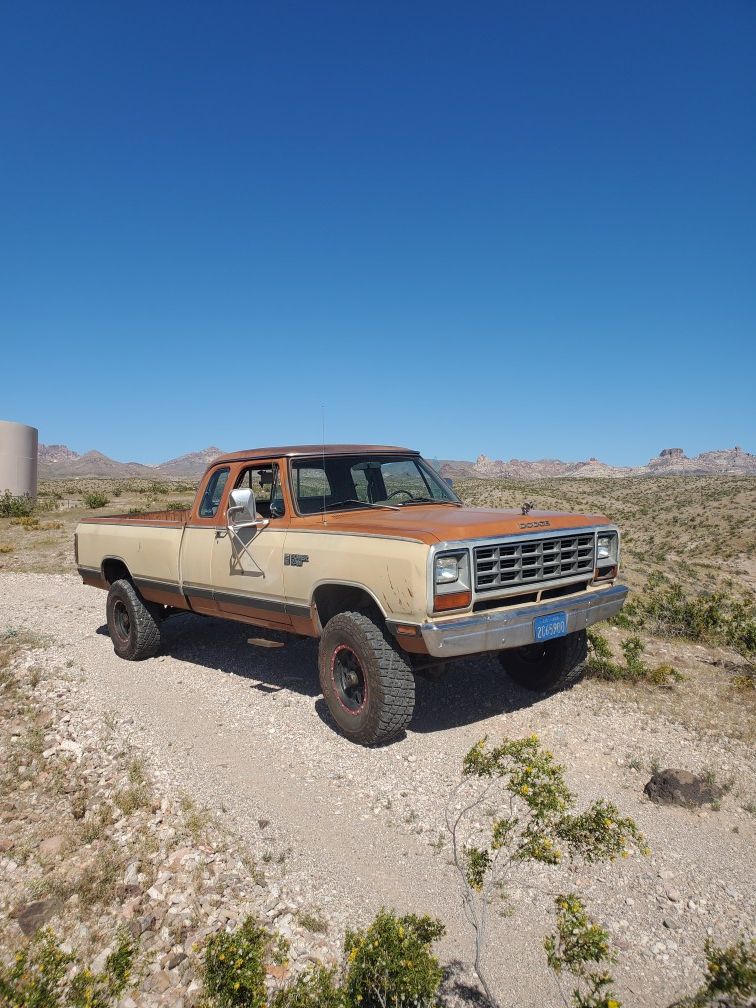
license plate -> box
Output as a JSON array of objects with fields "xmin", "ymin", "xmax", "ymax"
[{"xmin": 533, "ymin": 611, "xmax": 568, "ymax": 641}]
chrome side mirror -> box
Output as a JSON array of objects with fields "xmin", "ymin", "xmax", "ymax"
[{"xmin": 228, "ymin": 487, "xmax": 256, "ymax": 523}]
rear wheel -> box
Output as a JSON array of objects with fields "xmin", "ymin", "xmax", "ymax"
[
  {"xmin": 318, "ymin": 611, "xmax": 415, "ymax": 745},
  {"xmin": 106, "ymin": 578, "xmax": 162, "ymax": 660},
  {"xmin": 497, "ymin": 629, "xmax": 587, "ymax": 692}
]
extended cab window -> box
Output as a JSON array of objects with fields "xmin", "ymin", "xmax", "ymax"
[
  {"xmin": 199, "ymin": 467, "xmax": 230, "ymax": 518},
  {"xmin": 235, "ymin": 464, "xmax": 285, "ymax": 519}
]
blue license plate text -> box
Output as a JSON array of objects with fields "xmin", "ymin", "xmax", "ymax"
[{"xmin": 533, "ymin": 612, "xmax": 568, "ymax": 641}]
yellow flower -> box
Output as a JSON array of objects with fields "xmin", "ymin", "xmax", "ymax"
[
  {"xmin": 621, "ymin": 850, "xmax": 629, "ymax": 858},
  {"xmin": 234, "ymin": 982, "xmax": 240, "ymax": 990},
  {"xmin": 608, "ymin": 1000, "xmax": 620, "ymax": 1008},
  {"xmin": 603, "ymin": 818, "xmax": 613, "ymax": 828},
  {"xmin": 520, "ymin": 785, "xmax": 530, "ymax": 795},
  {"xmin": 356, "ymin": 997, "xmax": 363, "ymax": 1003},
  {"xmin": 398, "ymin": 926, "xmax": 404, "ymax": 938}
]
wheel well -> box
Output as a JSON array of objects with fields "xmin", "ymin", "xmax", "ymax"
[
  {"xmin": 312, "ymin": 583, "xmax": 384, "ymax": 631},
  {"xmin": 102, "ymin": 558, "xmax": 131, "ymax": 585}
]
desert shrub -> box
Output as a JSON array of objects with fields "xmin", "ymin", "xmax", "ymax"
[
  {"xmin": 0, "ymin": 491, "xmax": 35, "ymax": 517},
  {"xmin": 617, "ymin": 573, "xmax": 756, "ymax": 657},
  {"xmin": 148, "ymin": 481, "xmax": 170, "ymax": 496},
  {"xmin": 545, "ymin": 894, "xmax": 620, "ymax": 1008},
  {"xmin": 127, "ymin": 507, "xmax": 144, "ymax": 515},
  {"xmin": 10, "ymin": 515, "xmax": 40, "ymax": 530},
  {"xmin": 0, "ymin": 928, "xmax": 134, "ymax": 1008},
  {"xmin": 111, "ymin": 488, "xmax": 122, "ymax": 497},
  {"xmin": 271, "ymin": 967, "xmax": 345, "ymax": 1008},
  {"xmin": 586, "ymin": 630, "xmax": 683, "ymax": 686},
  {"xmin": 165, "ymin": 500, "xmax": 190, "ymax": 511},
  {"xmin": 0, "ymin": 543, "xmax": 14, "ymax": 554},
  {"xmin": 202, "ymin": 917, "xmax": 287, "ymax": 1008},
  {"xmin": 447, "ymin": 735, "xmax": 647, "ymax": 1005},
  {"xmin": 83, "ymin": 492, "xmax": 110, "ymax": 509},
  {"xmin": 343, "ymin": 910, "xmax": 445, "ymax": 1008},
  {"xmin": 671, "ymin": 935, "xmax": 756, "ymax": 1007}
]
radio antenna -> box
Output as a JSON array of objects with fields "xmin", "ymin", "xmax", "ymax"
[{"xmin": 321, "ymin": 405, "xmax": 327, "ymax": 525}]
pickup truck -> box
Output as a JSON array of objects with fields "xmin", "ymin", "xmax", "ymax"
[{"xmin": 75, "ymin": 444, "xmax": 628, "ymax": 745}]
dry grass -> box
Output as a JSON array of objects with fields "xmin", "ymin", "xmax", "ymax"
[
  {"xmin": 456, "ymin": 474, "xmax": 756, "ymax": 595},
  {"xmin": 0, "ymin": 477, "xmax": 200, "ymax": 575}
]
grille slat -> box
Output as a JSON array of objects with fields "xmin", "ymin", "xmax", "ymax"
[{"xmin": 473, "ymin": 534, "xmax": 595, "ymax": 593}]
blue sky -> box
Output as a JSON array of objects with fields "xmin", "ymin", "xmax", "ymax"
[{"xmin": 1, "ymin": 2, "xmax": 754, "ymax": 466}]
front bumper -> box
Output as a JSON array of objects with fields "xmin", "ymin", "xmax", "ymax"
[{"xmin": 420, "ymin": 583, "xmax": 628, "ymax": 658}]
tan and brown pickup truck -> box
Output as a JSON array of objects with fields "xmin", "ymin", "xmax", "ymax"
[{"xmin": 75, "ymin": 444, "xmax": 627, "ymax": 744}]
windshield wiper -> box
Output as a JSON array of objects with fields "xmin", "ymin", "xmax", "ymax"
[
  {"xmin": 397, "ymin": 497, "xmax": 463, "ymax": 507},
  {"xmin": 323, "ymin": 499, "xmax": 401, "ymax": 511}
]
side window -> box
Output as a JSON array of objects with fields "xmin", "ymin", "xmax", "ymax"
[
  {"xmin": 235, "ymin": 464, "xmax": 285, "ymax": 519},
  {"xmin": 199, "ymin": 467, "xmax": 230, "ymax": 518}
]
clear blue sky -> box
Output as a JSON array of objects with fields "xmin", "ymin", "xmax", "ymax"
[{"xmin": 1, "ymin": 2, "xmax": 754, "ymax": 465}]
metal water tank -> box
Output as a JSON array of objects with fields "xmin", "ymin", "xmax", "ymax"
[{"xmin": 0, "ymin": 420, "xmax": 39, "ymax": 499}]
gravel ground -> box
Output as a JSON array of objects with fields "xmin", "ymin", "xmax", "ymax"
[{"xmin": 1, "ymin": 572, "xmax": 754, "ymax": 1007}]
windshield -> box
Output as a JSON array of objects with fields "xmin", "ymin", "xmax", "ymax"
[{"xmin": 290, "ymin": 455, "xmax": 461, "ymax": 515}]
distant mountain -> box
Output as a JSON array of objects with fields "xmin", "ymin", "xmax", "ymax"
[
  {"xmin": 159, "ymin": 447, "xmax": 225, "ymax": 478},
  {"xmin": 35, "ymin": 443, "xmax": 756, "ymax": 481},
  {"xmin": 38, "ymin": 445, "xmax": 224, "ymax": 480},
  {"xmin": 440, "ymin": 446, "xmax": 756, "ymax": 480}
]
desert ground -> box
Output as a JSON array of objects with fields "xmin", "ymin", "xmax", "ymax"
[{"xmin": 1, "ymin": 476, "xmax": 754, "ymax": 1007}]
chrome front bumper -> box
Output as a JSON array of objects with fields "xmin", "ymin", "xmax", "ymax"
[{"xmin": 420, "ymin": 584, "xmax": 629, "ymax": 658}]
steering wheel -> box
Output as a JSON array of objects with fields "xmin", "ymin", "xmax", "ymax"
[{"xmin": 385, "ymin": 489, "xmax": 414, "ymax": 501}]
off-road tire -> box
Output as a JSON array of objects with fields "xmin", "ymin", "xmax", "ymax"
[
  {"xmin": 318, "ymin": 611, "xmax": 415, "ymax": 745},
  {"xmin": 497, "ymin": 628, "xmax": 587, "ymax": 692},
  {"xmin": 106, "ymin": 578, "xmax": 162, "ymax": 661}
]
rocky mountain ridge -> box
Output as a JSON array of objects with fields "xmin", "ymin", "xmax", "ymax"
[
  {"xmin": 441, "ymin": 446, "xmax": 756, "ymax": 479},
  {"xmin": 35, "ymin": 443, "xmax": 756, "ymax": 480}
]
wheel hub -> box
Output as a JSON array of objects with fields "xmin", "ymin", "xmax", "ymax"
[{"xmin": 332, "ymin": 646, "xmax": 367, "ymax": 713}]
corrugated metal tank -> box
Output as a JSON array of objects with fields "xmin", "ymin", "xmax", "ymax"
[{"xmin": 0, "ymin": 420, "xmax": 39, "ymax": 499}]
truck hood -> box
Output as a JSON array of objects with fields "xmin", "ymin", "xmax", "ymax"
[{"xmin": 305, "ymin": 506, "xmax": 610, "ymax": 544}]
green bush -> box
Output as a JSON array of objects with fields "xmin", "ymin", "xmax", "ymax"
[
  {"xmin": 449, "ymin": 735, "xmax": 647, "ymax": 1005},
  {"xmin": 271, "ymin": 967, "xmax": 345, "ymax": 1008},
  {"xmin": 586, "ymin": 630, "xmax": 683, "ymax": 686},
  {"xmin": 83, "ymin": 493, "xmax": 110, "ymax": 509},
  {"xmin": 0, "ymin": 928, "xmax": 134, "ymax": 1008},
  {"xmin": 344, "ymin": 910, "xmax": 445, "ymax": 1008},
  {"xmin": 202, "ymin": 917, "xmax": 287, "ymax": 1008},
  {"xmin": 201, "ymin": 910, "xmax": 443, "ymax": 1008},
  {"xmin": 672, "ymin": 935, "xmax": 756, "ymax": 1007},
  {"xmin": 545, "ymin": 894, "xmax": 620, "ymax": 1008},
  {"xmin": 165, "ymin": 500, "xmax": 190, "ymax": 511},
  {"xmin": 0, "ymin": 490, "xmax": 36, "ymax": 517},
  {"xmin": 616, "ymin": 573, "xmax": 756, "ymax": 657}
]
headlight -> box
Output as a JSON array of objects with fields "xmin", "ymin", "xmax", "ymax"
[
  {"xmin": 597, "ymin": 532, "xmax": 618, "ymax": 562},
  {"xmin": 435, "ymin": 554, "xmax": 462, "ymax": 584},
  {"xmin": 595, "ymin": 532, "xmax": 619, "ymax": 580},
  {"xmin": 433, "ymin": 549, "xmax": 472, "ymax": 611}
]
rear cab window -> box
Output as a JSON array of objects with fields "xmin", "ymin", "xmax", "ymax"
[{"xmin": 198, "ymin": 467, "xmax": 230, "ymax": 518}]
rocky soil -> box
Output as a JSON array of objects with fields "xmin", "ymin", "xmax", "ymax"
[{"xmin": 1, "ymin": 572, "xmax": 754, "ymax": 1007}]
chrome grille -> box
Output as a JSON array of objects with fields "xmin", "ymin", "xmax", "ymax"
[{"xmin": 474, "ymin": 533, "xmax": 595, "ymax": 593}]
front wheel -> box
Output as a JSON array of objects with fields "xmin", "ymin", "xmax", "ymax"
[
  {"xmin": 497, "ymin": 629, "xmax": 587, "ymax": 692},
  {"xmin": 318, "ymin": 611, "xmax": 415, "ymax": 745},
  {"xmin": 106, "ymin": 579, "xmax": 162, "ymax": 660}
]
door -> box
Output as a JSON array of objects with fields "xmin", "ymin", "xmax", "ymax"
[{"xmin": 210, "ymin": 461, "xmax": 292, "ymax": 626}]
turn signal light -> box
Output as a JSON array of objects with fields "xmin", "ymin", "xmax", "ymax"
[{"xmin": 434, "ymin": 589, "xmax": 472, "ymax": 612}]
